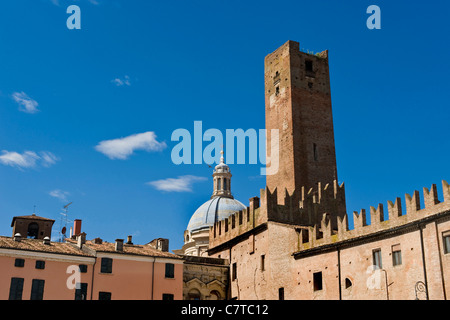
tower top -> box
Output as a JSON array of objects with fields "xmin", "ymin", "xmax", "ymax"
[
  {"xmin": 265, "ymin": 40, "xmax": 338, "ymax": 201},
  {"xmin": 212, "ymin": 150, "xmax": 233, "ymax": 198}
]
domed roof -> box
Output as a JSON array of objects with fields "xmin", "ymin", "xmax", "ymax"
[{"xmin": 187, "ymin": 196, "xmax": 246, "ymax": 232}]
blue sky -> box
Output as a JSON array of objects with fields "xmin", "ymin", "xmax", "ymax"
[{"xmin": 0, "ymin": 0, "xmax": 449, "ymax": 251}]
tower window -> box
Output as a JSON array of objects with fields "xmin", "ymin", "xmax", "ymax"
[
  {"xmin": 372, "ymin": 249, "xmax": 382, "ymax": 269},
  {"xmin": 443, "ymin": 231, "xmax": 450, "ymax": 254},
  {"xmin": 278, "ymin": 287, "xmax": 284, "ymax": 300},
  {"xmin": 392, "ymin": 244, "xmax": 402, "ymax": 266},
  {"xmin": 261, "ymin": 255, "xmax": 265, "ymax": 271},
  {"xmin": 345, "ymin": 278, "xmax": 353, "ymax": 289},
  {"xmin": 313, "ymin": 272, "xmax": 323, "ymax": 291},
  {"xmin": 27, "ymin": 223, "xmax": 39, "ymax": 239},
  {"xmin": 232, "ymin": 263, "xmax": 237, "ymax": 281},
  {"xmin": 223, "ymin": 178, "xmax": 227, "ymax": 191},
  {"xmin": 275, "ymin": 86, "xmax": 280, "ymax": 96},
  {"xmin": 305, "ymin": 60, "xmax": 313, "ymax": 72}
]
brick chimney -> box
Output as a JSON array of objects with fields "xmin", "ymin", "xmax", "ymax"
[
  {"xmin": 73, "ymin": 219, "xmax": 82, "ymax": 237},
  {"xmin": 126, "ymin": 235, "xmax": 133, "ymax": 245}
]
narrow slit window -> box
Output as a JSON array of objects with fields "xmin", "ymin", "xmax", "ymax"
[{"xmin": 313, "ymin": 272, "xmax": 323, "ymax": 291}]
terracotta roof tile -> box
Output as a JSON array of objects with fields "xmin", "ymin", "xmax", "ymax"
[{"xmin": 0, "ymin": 236, "xmax": 92, "ymax": 257}]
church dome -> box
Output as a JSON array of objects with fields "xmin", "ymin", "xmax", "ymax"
[
  {"xmin": 187, "ymin": 196, "xmax": 246, "ymax": 232},
  {"xmin": 186, "ymin": 150, "xmax": 246, "ymax": 233}
]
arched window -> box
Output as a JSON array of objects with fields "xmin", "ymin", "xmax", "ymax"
[
  {"xmin": 223, "ymin": 178, "xmax": 227, "ymax": 191},
  {"xmin": 188, "ymin": 289, "xmax": 201, "ymax": 300},
  {"xmin": 217, "ymin": 178, "xmax": 221, "ymax": 191},
  {"xmin": 27, "ymin": 223, "xmax": 39, "ymax": 239},
  {"xmin": 209, "ymin": 290, "xmax": 221, "ymax": 300},
  {"xmin": 345, "ymin": 278, "xmax": 353, "ymax": 289}
]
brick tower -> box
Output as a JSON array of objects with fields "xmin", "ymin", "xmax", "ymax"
[{"xmin": 265, "ymin": 40, "xmax": 338, "ymax": 201}]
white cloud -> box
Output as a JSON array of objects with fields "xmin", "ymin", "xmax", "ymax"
[
  {"xmin": 49, "ymin": 189, "xmax": 70, "ymax": 202},
  {"xmin": 95, "ymin": 131, "xmax": 166, "ymax": 160},
  {"xmin": 0, "ymin": 150, "xmax": 59, "ymax": 169},
  {"xmin": 111, "ymin": 75, "xmax": 131, "ymax": 86},
  {"xmin": 40, "ymin": 151, "xmax": 60, "ymax": 167},
  {"xmin": 147, "ymin": 175, "xmax": 207, "ymax": 192},
  {"xmin": 12, "ymin": 92, "xmax": 39, "ymax": 114},
  {"xmin": 0, "ymin": 151, "xmax": 39, "ymax": 169}
]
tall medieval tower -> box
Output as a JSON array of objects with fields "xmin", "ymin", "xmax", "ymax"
[{"xmin": 265, "ymin": 40, "xmax": 338, "ymax": 201}]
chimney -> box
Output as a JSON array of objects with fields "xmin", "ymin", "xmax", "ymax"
[
  {"xmin": 126, "ymin": 235, "xmax": 133, "ymax": 245},
  {"xmin": 77, "ymin": 232, "xmax": 86, "ymax": 248},
  {"xmin": 157, "ymin": 238, "xmax": 169, "ymax": 252},
  {"xmin": 14, "ymin": 233, "xmax": 21, "ymax": 242},
  {"xmin": 73, "ymin": 219, "xmax": 82, "ymax": 237},
  {"xmin": 43, "ymin": 236, "xmax": 51, "ymax": 245},
  {"xmin": 93, "ymin": 237, "xmax": 103, "ymax": 244},
  {"xmin": 115, "ymin": 239, "xmax": 124, "ymax": 252}
]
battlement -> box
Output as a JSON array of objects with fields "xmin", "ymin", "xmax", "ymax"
[
  {"xmin": 297, "ymin": 180, "xmax": 450, "ymax": 252},
  {"xmin": 208, "ymin": 180, "xmax": 347, "ymax": 249},
  {"xmin": 208, "ymin": 180, "xmax": 450, "ymax": 252}
]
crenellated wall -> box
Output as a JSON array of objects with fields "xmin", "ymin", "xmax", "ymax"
[
  {"xmin": 297, "ymin": 181, "xmax": 450, "ymax": 252},
  {"xmin": 209, "ymin": 180, "xmax": 346, "ymax": 250}
]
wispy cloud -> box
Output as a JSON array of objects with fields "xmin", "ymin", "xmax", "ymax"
[
  {"xmin": 95, "ymin": 131, "xmax": 166, "ymax": 160},
  {"xmin": 49, "ymin": 189, "xmax": 70, "ymax": 202},
  {"xmin": 111, "ymin": 75, "xmax": 131, "ymax": 87},
  {"xmin": 12, "ymin": 92, "xmax": 39, "ymax": 114},
  {"xmin": 0, "ymin": 150, "xmax": 59, "ymax": 169},
  {"xmin": 147, "ymin": 175, "xmax": 207, "ymax": 192}
]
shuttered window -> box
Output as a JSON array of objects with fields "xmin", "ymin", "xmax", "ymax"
[
  {"xmin": 30, "ymin": 279, "xmax": 45, "ymax": 300},
  {"xmin": 9, "ymin": 278, "xmax": 24, "ymax": 300}
]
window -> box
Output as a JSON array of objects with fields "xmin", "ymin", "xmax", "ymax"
[
  {"xmin": 99, "ymin": 292, "xmax": 112, "ymax": 300},
  {"xmin": 165, "ymin": 263, "xmax": 175, "ymax": 279},
  {"xmin": 232, "ymin": 263, "xmax": 237, "ymax": 281},
  {"xmin": 373, "ymin": 249, "xmax": 382, "ymax": 269},
  {"xmin": 345, "ymin": 278, "xmax": 352, "ymax": 289},
  {"xmin": 162, "ymin": 293, "xmax": 174, "ymax": 300},
  {"xmin": 278, "ymin": 287, "xmax": 284, "ymax": 300},
  {"xmin": 79, "ymin": 264, "xmax": 88, "ymax": 273},
  {"xmin": 443, "ymin": 231, "xmax": 450, "ymax": 254},
  {"xmin": 313, "ymin": 272, "xmax": 323, "ymax": 291},
  {"xmin": 27, "ymin": 222, "xmax": 39, "ymax": 239},
  {"xmin": 100, "ymin": 257, "xmax": 113, "ymax": 273},
  {"xmin": 313, "ymin": 143, "xmax": 318, "ymax": 161},
  {"xmin": 9, "ymin": 278, "xmax": 24, "ymax": 300},
  {"xmin": 275, "ymin": 86, "xmax": 280, "ymax": 96},
  {"xmin": 305, "ymin": 60, "xmax": 313, "ymax": 72},
  {"xmin": 392, "ymin": 244, "xmax": 402, "ymax": 266},
  {"xmin": 223, "ymin": 178, "xmax": 227, "ymax": 191},
  {"xmin": 217, "ymin": 178, "xmax": 221, "ymax": 190},
  {"xmin": 30, "ymin": 279, "xmax": 45, "ymax": 300},
  {"xmin": 261, "ymin": 255, "xmax": 265, "ymax": 271},
  {"xmin": 74, "ymin": 283, "xmax": 88, "ymax": 300},
  {"xmin": 35, "ymin": 260, "xmax": 45, "ymax": 270},
  {"xmin": 14, "ymin": 258, "xmax": 25, "ymax": 267}
]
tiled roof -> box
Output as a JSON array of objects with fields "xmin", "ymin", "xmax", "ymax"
[
  {"xmin": 0, "ymin": 236, "xmax": 92, "ymax": 257},
  {"xmin": 11, "ymin": 214, "xmax": 55, "ymax": 227},
  {"xmin": 81, "ymin": 240, "xmax": 183, "ymax": 260}
]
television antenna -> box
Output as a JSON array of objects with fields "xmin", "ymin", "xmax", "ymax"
[{"xmin": 59, "ymin": 202, "xmax": 73, "ymax": 242}]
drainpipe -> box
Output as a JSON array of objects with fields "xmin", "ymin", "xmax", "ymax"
[
  {"xmin": 90, "ymin": 258, "xmax": 96, "ymax": 300},
  {"xmin": 419, "ymin": 225, "xmax": 430, "ymax": 300},
  {"xmin": 151, "ymin": 257, "xmax": 155, "ymax": 300},
  {"xmin": 337, "ymin": 247, "xmax": 342, "ymax": 300}
]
